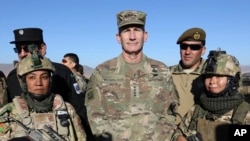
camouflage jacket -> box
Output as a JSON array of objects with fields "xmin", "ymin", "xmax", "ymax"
[
  {"xmin": 0, "ymin": 71, "xmax": 7, "ymax": 108},
  {"xmin": 73, "ymin": 71, "xmax": 87, "ymax": 94},
  {"xmin": 172, "ymin": 95, "xmax": 250, "ymax": 141},
  {"xmin": 170, "ymin": 59, "xmax": 206, "ymax": 124},
  {"xmin": 85, "ymin": 54, "xmax": 179, "ymax": 141},
  {"xmin": 0, "ymin": 94, "xmax": 86, "ymax": 141}
]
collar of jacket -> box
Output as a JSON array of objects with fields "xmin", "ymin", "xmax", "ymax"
[{"xmin": 171, "ymin": 58, "xmax": 206, "ymax": 74}]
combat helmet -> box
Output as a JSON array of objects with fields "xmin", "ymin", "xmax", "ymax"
[
  {"xmin": 17, "ymin": 46, "xmax": 55, "ymax": 76},
  {"xmin": 17, "ymin": 45, "xmax": 55, "ymax": 94},
  {"xmin": 203, "ymin": 49, "xmax": 241, "ymax": 96},
  {"xmin": 203, "ymin": 49, "xmax": 241, "ymax": 78}
]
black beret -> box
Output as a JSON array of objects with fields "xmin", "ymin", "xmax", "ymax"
[
  {"xmin": 10, "ymin": 28, "xmax": 44, "ymax": 44},
  {"xmin": 176, "ymin": 27, "xmax": 206, "ymax": 44}
]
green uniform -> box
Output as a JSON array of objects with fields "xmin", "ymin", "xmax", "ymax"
[
  {"xmin": 86, "ymin": 54, "xmax": 179, "ymax": 141},
  {"xmin": 0, "ymin": 94, "xmax": 86, "ymax": 141},
  {"xmin": 170, "ymin": 59, "xmax": 206, "ymax": 123}
]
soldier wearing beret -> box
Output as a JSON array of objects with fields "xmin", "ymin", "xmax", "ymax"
[
  {"xmin": 7, "ymin": 28, "xmax": 93, "ymax": 140},
  {"xmin": 85, "ymin": 10, "xmax": 179, "ymax": 141},
  {"xmin": 170, "ymin": 27, "xmax": 207, "ymax": 124}
]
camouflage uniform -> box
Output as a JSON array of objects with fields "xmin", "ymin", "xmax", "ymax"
[
  {"xmin": 0, "ymin": 55, "xmax": 86, "ymax": 141},
  {"xmin": 73, "ymin": 71, "xmax": 87, "ymax": 94},
  {"xmin": 172, "ymin": 52, "xmax": 250, "ymax": 141},
  {"xmin": 86, "ymin": 54, "xmax": 179, "ymax": 141},
  {"xmin": 0, "ymin": 94, "xmax": 86, "ymax": 141},
  {"xmin": 0, "ymin": 71, "xmax": 7, "ymax": 108},
  {"xmin": 170, "ymin": 59, "xmax": 206, "ymax": 124},
  {"xmin": 170, "ymin": 27, "xmax": 207, "ymax": 124}
]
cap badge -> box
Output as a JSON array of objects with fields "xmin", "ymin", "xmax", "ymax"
[
  {"xmin": 18, "ymin": 30, "xmax": 24, "ymax": 35},
  {"xmin": 124, "ymin": 12, "xmax": 136, "ymax": 21},
  {"xmin": 193, "ymin": 32, "xmax": 200, "ymax": 40}
]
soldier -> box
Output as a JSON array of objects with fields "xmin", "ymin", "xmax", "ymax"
[
  {"xmin": 170, "ymin": 27, "xmax": 207, "ymax": 124},
  {"xmin": 172, "ymin": 51, "xmax": 250, "ymax": 141},
  {"xmin": 0, "ymin": 70, "xmax": 7, "ymax": 108},
  {"xmin": 85, "ymin": 10, "xmax": 179, "ymax": 141},
  {"xmin": 6, "ymin": 28, "xmax": 90, "ymax": 139},
  {"xmin": 62, "ymin": 53, "xmax": 88, "ymax": 94},
  {"xmin": 0, "ymin": 54, "xmax": 86, "ymax": 140}
]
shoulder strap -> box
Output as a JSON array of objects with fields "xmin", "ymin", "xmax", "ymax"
[
  {"xmin": 188, "ymin": 105, "xmax": 202, "ymax": 131},
  {"xmin": 231, "ymin": 101, "xmax": 250, "ymax": 124},
  {"xmin": 53, "ymin": 94, "xmax": 70, "ymax": 135},
  {"xmin": 13, "ymin": 96, "xmax": 30, "ymax": 119}
]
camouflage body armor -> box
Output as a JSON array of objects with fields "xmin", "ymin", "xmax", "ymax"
[
  {"xmin": 0, "ymin": 94, "xmax": 80, "ymax": 141},
  {"xmin": 187, "ymin": 50, "xmax": 250, "ymax": 141},
  {"xmin": 0, "ymin": 47, "xmax": 86, "ymax": 141},
  {"xmin": 172, "ymin": 50, "xmax": 250, "ymax": 141}
]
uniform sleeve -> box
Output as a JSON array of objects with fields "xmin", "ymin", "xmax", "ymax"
[
  {"xmin": 85, "ymin": 69, "xmax": 109, "ymax": 137},
  {"xmin": 152, "ymin": 72, "xmax": 180, "ymax": 141},
  {"xmin": 0, "ymin": 103, "xmax": 14, "ymax": 140}
]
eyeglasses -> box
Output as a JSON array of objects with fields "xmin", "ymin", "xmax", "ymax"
[
  {"xmin": 62, "ymin": 59, "xmax": 67, "ymax": 63},
  {"xmin": 180, "ymin": 44, "xmax": 203, "ymax": 50},
  {"xmin": 13, "ymin": 45, "xmax": 29, "ymax": 54}
]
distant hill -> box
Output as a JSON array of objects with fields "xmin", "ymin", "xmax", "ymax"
[
  {"xmin": 1, "ymin": 63, "xmax": 250, "ymax": 78},
  {"xmin": 241, "ymin": 65, "xmax": 250, "ymax": 73},
  {"xmin": 0, "ymin": 63, "xmax": 94, "ymax": 79}
]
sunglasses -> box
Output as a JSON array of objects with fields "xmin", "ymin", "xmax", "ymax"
[
  {"xmin": 13, "ymin": 45, "xmax": 29, "ymax": 54},
  {"xmin": 62, "ymin": 59, "xmax": 67, "ymax": 63},
  {"xmin": 180, "ymin": 44, "xmax": 203, "ymax": 50}
]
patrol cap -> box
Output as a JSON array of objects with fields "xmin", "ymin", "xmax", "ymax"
[
  {"xmin": 10, "ymin": 28, "xmax": 44, "ymax": 44},
  {"xmin": 117, "ymin": 10, "xmax": 146, "ymax": 28},
  {"xmin": 176, "ymin": 27, "xmax": 206, "ymax": 45}
]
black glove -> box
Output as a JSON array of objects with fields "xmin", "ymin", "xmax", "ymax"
[{"xmin": 186, "ymin": 132, "xmax": 203, "ymax": 141}]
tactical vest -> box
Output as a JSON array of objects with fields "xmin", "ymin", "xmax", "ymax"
[
  {"xmin": 12, "ymin": 94, "xmax": 73, "ymax": 140},
  {"xmin": 188, "ymin": 101, "xmax": 249, "ymax": 141},
  {"xmin": 0, "ymin": 76, "xmax": 7, "ymax": 108}
]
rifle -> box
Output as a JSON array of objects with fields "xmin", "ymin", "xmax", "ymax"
[{"xmin": 0, "ymin": 116, "xmax": 66, "ymax": 141}]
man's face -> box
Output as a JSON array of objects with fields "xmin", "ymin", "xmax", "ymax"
[
  {"xmin": 116, "ymin": 25, "xmax": 148, "ymax": 55},
  {"xmin": 61, "ymin": 57, "xmax": 75, "ymax": 70},
  {"xmin": 179, "ymin": 41, "xmax": 206, "ymax": 69},
  {"xmin": 14, "ymin": 44, "xmax": 31, "ymax": 60},
  {"xmin": 14, "ymin": 43, "xmax": 46, "ymax": 61}
]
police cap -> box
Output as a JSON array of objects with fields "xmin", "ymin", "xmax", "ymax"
[{"xmin": 10, "ymin": 28, "xmax": 44, "ymax": 44}]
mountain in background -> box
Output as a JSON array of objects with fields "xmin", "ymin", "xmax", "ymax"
[
  {"xmin": 0, "ymin": 63, "xmax": 94, "ymax": 79},
  {"xmin": 1, "ymin": 64, "xmax": 250, "ymax": 78}
]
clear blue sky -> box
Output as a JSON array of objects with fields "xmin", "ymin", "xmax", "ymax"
[{"xmin": 1, "ymin": 1, "xmax": 249, "ymax": 69}]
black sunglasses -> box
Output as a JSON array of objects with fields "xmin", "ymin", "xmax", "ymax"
[
  {"xmin": 62, "ymin": 59, "xmax": 67, "ymax": 63},
  {"xmin": 13, "ymin": 45, "xmax": 29, "ymax": 54},
  {"xmin": 180, "ymin": 44, "xmax": 203, "ymax": 50}
]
